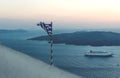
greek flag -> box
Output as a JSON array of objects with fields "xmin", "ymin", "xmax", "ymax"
[
  {"xmin": 37, "ymin": 22, "xmax": 52, "ymax": 37},
  {"xmin": 37, "ymin": 22, "xmax": 54, "ymax": 65}
]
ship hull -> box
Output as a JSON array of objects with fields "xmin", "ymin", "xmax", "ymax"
[
  {"xmin": 85, "ymin": 54, "xmax": 113, "ymax": 57},
  {"xmin": 85, "ymin": 51, "xmax": 113, "ymax": 57}
]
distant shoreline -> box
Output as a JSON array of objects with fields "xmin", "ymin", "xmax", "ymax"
[{"xmin": 29, "ymin": 31, "xmax": 120, "ymax": 46}]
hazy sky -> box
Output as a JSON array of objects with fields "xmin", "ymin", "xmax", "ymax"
[{"xmin": 0, "ymin": 0, "xmax": 120, "ymax": 30}]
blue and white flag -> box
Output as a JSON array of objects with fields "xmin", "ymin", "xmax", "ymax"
[{"xmin": 37, "ymin": 22, "xmax": 52, "ymax": 37}]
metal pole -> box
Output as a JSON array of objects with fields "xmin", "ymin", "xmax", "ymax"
[
  {"xmin": 50, "ymin": 37, "xmax": 53, "ymax": 65},
  {"xmin": 50, "ymin": 22, "xmax": 53, "ymax": 65},
  {"xmin": 37, "ymin": 21, "xmax": 53, "ymax": 65}
]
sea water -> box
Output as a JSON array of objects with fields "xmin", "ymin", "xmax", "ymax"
[{"xmin": 0, "ymin": 31, "xmax": 120, "ymax": 78}]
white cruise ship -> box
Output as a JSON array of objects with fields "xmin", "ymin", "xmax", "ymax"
[{"xmin": 85, "ymin": 50, "xmax": 113, "ymax": 57}]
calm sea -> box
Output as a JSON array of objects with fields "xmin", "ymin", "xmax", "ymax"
[{"xmin": 0, "ymin": 30, "xmax": 120, "ymax": 78}]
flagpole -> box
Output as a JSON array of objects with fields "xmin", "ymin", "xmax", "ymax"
[
  {"xmin": 50, "ymin": 36, "xmax": 53, "ymax": 65},
  {"xmin": 50, "ymin": 22, "xmax": 53, "ymax": 65},
  {"xmin": 37, "ymin": 21, "xmax": 54, "ymax": 65}
]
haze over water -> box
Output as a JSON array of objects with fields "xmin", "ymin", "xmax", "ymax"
[{"xmin": 0, "ymin": 0, "xmax": 120, "ymax": 30}]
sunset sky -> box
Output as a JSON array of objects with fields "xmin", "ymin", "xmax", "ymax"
[{"xmin": 0, "ymin": 0, "xmax": 120, "ymax": 30}]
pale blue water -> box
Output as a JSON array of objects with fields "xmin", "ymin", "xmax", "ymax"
[{"xmin": 0, "ymin": 31, "xmax": 120, "ymax": 78}]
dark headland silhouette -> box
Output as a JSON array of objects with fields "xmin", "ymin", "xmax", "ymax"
[{"xmin": 29, "ymin": 31, "xmax": 120, "ymax": 46}]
